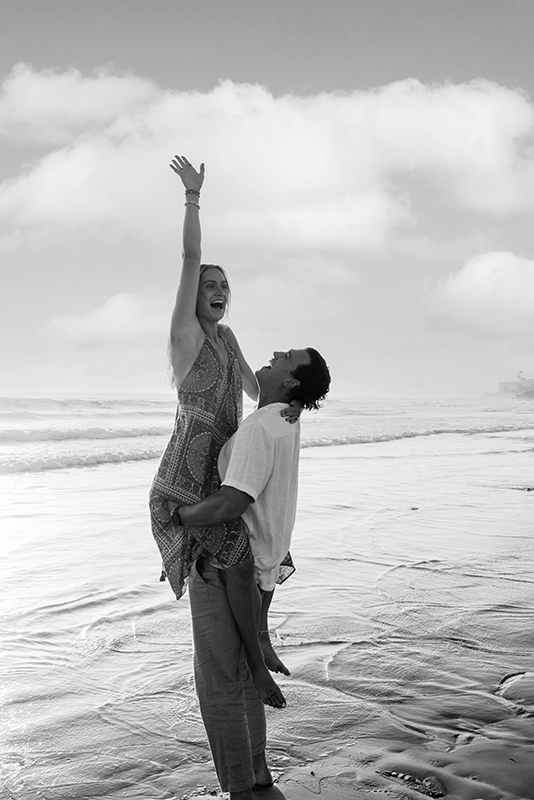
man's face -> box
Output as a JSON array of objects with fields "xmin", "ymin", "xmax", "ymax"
[{"xmin": 256, "ymin": 349, "xmax": 311, "ymax": 392}]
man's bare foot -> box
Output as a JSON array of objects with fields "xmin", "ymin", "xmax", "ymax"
[
  {"xmin": 259, "ymin": 630, "xmax": 290, "ymax": 675},
  {"xmin": 250, "ymin": 663, "xmax": 286, "ymax": 708},
  {"xmin": 252, "ymin": 751, "xmax": 274, "ymax": 788}
]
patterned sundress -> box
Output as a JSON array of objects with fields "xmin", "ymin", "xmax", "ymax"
[{"xmin": 150, "ymin": 331, "xmax": 252, "ymax": 599}]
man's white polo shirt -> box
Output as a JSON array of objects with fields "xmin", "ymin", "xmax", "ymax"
[{"xmin": 218, "ymin": 402, "xmax": 300, "ymax": 591}]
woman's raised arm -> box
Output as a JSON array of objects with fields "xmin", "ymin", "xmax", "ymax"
[{"xmin": 169, "ymin": 156, "xmax": 205, "ymax": 348}]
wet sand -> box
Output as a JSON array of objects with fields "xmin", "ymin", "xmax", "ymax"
[
  {"xmin": 181, "ymin": 433, "xmax": 534, "ymax": 800},
  {"xmin": 183, "ymin": 665, "xmax": 534, "ymax": 800},
  {"xmin": 3, "ymin": 420, "xmax": 534, "ymax": 800},
  {"xmin": 186, "ymin": 728, "xmax": 534, "ymax": 799}
]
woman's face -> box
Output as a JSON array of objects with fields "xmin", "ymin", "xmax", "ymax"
[{"xmin": 196, "ymin": 267, "xmax": 229, "ymax": 322}]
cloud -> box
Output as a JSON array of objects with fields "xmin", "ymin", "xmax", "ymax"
[
  {"xmin": 45, "ymin": 292, "xmax": 169, "ymax": 346},
  {"xmin": 367, "ymin": 78, "xmax": 534, "ymax": 214},
  {"xmin": 1, "ymin": 68, "xmax": 534, "ymax": 255},
  {"xmin": 0, "ymin": 63, "xmax": 161, "ymax": 144},
  {"xmin": 430, "ymin": 251, "xmax": 534, "ymax": 339}
]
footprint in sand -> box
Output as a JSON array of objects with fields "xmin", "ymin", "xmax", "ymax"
[
  {"xmin": 383, "ymin": 770, "xmax": 445, "ymax": 798},
  {"xmin": 496, "ymin": 671, "xmax": 534, "ymax": 716}
]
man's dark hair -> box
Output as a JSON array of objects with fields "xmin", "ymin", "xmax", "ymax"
[{"xmin": 288, "ymin": 347, "xmax": 331, "ymax": 411}]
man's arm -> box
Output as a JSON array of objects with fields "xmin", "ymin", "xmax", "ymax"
[
  {"xmin": 169, "ymin": 418, "xmax": 270, "ymax": 528},
  {"xmin": 173, "ymin": 485, "xmax": 253, "ymax": 527}
]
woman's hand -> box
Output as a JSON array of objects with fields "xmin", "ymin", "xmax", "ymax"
[
  {"xmin": 281, "ymin": 399, "xmax": 303, "ymax": 424},
  {"xmin": 170, "ymin": 155, "xmax": 205, "ymax": 193}
]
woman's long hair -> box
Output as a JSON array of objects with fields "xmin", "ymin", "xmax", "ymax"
[{"xmin": 167, "ymin": 264, "xmax": 231, "ymax": 388}]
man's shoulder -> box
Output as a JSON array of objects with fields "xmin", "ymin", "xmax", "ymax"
[{"xmin": 240, "ymin": 403, "xmax": 300, "ymax": 440}]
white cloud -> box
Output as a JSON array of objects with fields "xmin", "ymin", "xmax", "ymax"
[
  {"xmin": 2, "ymin": 67, "xmax": 534, "ymax": 395},
  {"xmin": 45, "ymin": 292, "xmax": 169, "ymax": 346},
  {"xmin": 209, "ymin": 191, "xmax": 411, "ymax": 251},
  {"xmin": 1, "ymin": 68, "xmax": 534, "ymax": 255},
  {"xmin": 367, "ymin": 78, "xmax": 534, "ymax": 213},
  {"xmin": 0, "ymin": 63, "xmax": 161, "ymax": 144},
  {"xmin": 430, "ymin": 251, "xmax": 534, "ymax": 339}
]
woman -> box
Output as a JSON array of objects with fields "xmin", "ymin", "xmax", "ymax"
[{"xmin": 149, "ymin": 155, "xmax": 292, "ymax": 706}]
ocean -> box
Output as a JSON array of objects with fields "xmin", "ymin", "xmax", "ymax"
[{"xmin": 1, "ymin": 395, "xmax": 534, "ymax": 799}]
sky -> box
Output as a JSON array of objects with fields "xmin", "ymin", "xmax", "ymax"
[{"xmin": 2, "ymin": 0, "xmax": 534, "ymax": 398}]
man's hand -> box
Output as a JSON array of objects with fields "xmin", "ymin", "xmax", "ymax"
[
  {"xmin": 164, "ymin": 487, "xmax": 252, "ymax": 527},
  {"xmin": 170, "ymin": 155, "xmax": 205, "ymax": 192},
  {"xmin": 166, "ymin": 499, "xmax": 180, "ymax": 516}
]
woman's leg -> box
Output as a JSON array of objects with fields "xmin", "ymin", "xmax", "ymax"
[
  {"xmin": 225, "ymin": 558, "xmax": 286, "ymax": 708},
  {"xmin": 259, "ymin": 588, "xmax": 290, "ymax": 676}
]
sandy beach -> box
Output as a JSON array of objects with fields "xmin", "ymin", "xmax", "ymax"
[
  {"xmin": 214, "ymin": 729, "xmax": 534, "ymax": 799},
  {"xmin": 182, "ymin": 435, "xmax": 534, "ymax": 800},
  {"xmin": 2, "ymin": 397, "xmax": 534, "ymax": 800}
]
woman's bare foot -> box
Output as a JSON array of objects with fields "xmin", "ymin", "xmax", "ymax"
[
  {"xmin": 250, "ymin": 663, "xmax": 286, "ymax": 708},
  {"xmin": 259, "ymin": 630, "xmax": 290, "ymax": 675},
  {"xmin": 252, "ymin": 751, "xmax": 274, "ymax": 788}
]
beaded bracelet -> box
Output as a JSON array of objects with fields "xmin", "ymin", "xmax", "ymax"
[
  {"xmin": 185, "ymin": 200, "xmax": 200, "ymax": 208},
  {"xmin": 185, "ymin": 188, "xmax": 201, "ymax": 197}
]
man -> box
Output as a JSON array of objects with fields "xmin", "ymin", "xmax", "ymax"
[{"xmin": 174, "ymin": 346, "xmax": 331, "ymax": 800}]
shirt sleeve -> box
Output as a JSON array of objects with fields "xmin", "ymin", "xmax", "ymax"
[{"xmin": 222, "ymin": 421, "xmax": 274, "ymax": 501}]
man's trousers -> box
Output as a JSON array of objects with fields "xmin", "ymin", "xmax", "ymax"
[{"xmin": 189, "ymin": 556, "xmax": 267, "ymax": 793}]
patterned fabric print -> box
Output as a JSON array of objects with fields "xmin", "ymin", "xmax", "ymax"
[
  {"xmin": 277, "ymin": 551, "xmax": 296, "ymax": 584},
  {"xmin": 150, "ymin": 332, "xmax": 252, "ymax": 599}
]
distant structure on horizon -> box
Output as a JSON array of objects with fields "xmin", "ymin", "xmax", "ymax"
[{"xmin": 497, "ymin": 375, "xmax": 534, "ymax": 399}]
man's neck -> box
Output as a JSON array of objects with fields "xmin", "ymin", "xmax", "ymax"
[{"xmin": 257, "ymin": 389, "xmax": 290, "ymax": 409}]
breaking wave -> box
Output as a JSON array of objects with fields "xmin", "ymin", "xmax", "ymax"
[
  {"xmin": 301, "ymin": 423, "xmax": 534, "ymax": 448},
  {"xmin": 0, "ymin": 426, "xmax": 170, "ymax": 443},
  {"xmin": 2, "ymin": 422, "xmax": 533, "ymax": 474}
]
